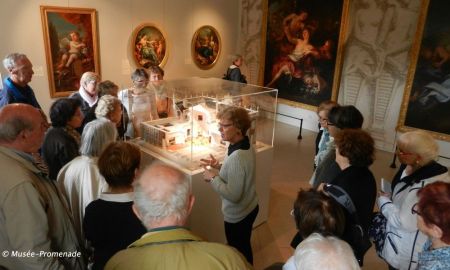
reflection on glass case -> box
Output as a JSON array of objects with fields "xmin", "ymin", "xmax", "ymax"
[{"xmin": 134, "ymin": 77, "xmax": 278, "ymax": 173}]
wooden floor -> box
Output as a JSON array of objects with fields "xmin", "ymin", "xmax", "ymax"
[{"xmin": 251, "ymin": 122, "xmax": 398, "ymax": 270}]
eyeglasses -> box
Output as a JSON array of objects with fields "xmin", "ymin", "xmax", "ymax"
[
  {"xmin": 396, "ymin": 148, "xmax": 415, "ymax": 156},
  {"xmin": 218, "ymin": 122, "xmax": 233, "ymax": 129},
  {"xmin": 134, "ymin": 79, "xmax": 149, "ymax": 84},
  {"xmin": 319, "ymin": 117, "xmax": 328, "ymax": 123},
  {"xmin": 411, "ymin": 204, "xmax": 422, "ymax": 216}
]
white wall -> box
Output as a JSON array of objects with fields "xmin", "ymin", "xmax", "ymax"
[{"xmin": 0, "ymin": 0, "xmax": 240, "ymax": 114}]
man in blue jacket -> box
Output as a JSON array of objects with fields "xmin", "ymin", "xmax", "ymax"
[{"xmin": 0, "ymin": 53, "xmax": 41, "ymax": 109}]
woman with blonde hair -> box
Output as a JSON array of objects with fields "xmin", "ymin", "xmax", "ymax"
[
  {"xmin": 69, "ymin": 71, "xmax": 100, "ymax": 134},
  {"xmin": 373, "ymin": 130, "xmax": 450, "ymax": 270},
  {"xmin": 201, "ymin": 106, "xmax": 257, "ymax": 265},
  {"xmin": 314, "ymin": 100, "xmax": 339, "ymax": 168},
  {"xmin": 70, "ymin": 71, "xmax": 100, "ymax": 117}
]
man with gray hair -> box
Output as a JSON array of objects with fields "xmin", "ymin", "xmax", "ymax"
[
  {"xmin": 0, "ymin": 53, "xmax": 41, "ymax": 109},
  {"xmin": 287, "ymin": 233, "xmax": 360, "ymax": 270},
  {"xmin": 105, "ymin": 162, "xmax": 252, "ymax": 270},
  {"xmin": 0, "ymin": 104, "xmax": 85, "ymax": 269}
]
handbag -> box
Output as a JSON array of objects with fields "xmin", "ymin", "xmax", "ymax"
[
  {"xmin": 368, "ymin": 212, "xmax": 387, "ymax": 257},
  {"xmin": 323, "ymin": 184, "xmax": 372, "ymax": 265}
]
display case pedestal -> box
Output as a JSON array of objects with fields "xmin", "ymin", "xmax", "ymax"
[{"xmin": 139, "ymin": 144, "xmax": 273, "ymax": 243}]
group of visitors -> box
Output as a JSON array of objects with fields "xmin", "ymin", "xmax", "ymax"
[
  {"xmin": 1, "ymin": 51, "xmax": 449, "ymax": 270},
  {"xmin": 0, "ymin": 52, "xmax": 254, "ymax": 269},
  {"xmin": 282, "ymin": 99, "xmax": 450, "ymax": 270}
]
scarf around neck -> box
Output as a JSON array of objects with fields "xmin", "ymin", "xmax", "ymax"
[{"xmin": 227, "ymin": 136, "xmax": 250, "ymax": 156}]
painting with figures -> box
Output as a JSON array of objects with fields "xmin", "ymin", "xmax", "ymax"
[
  {"xmin": 40, "ymin": 6, "xmax": 100, "ymax": 98},
  {"xmin": 398, "ymin": 0, "xmax": 450, "ymax": 141},
  {"xmin": 262, "ymin": 0, "xmax": 349, "ymax": 110}
]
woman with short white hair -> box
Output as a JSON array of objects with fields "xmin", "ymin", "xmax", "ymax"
[
  {"xmin": 70, "ymin": 71, "xmax": 100, "ymax": 117},
  {"xmin": 293, "ymin": 233, "xmax": 360, "ymax": 270},
  {"xmin": 373, "ymin": 130, "xmax": 450, "ymax": 270},
  {"xmin": 57, "ymin": 118, "xmax": 117, "ymax": 240},
  {"xmin": 95, "ymin": 95, "xmax": 123, "ymax": 139}
]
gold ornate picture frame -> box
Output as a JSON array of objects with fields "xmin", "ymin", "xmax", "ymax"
[
  {"xmin": 397, "ymin": 0, "xmax": 450, "ymax": 141},
  {"xmin": 191, "ymin": 25, "xmax": 221, "ymax": 70},
  {"xmin": 132, "ymin": 23, "xmax": 168, "ymax": 68},
  {"xmin": 40, "ymin": 6, "xmax": 100, "ymax": 98},
  {"xmin": 260, "ymin": 0, "xmax": 349, "ymax": 111}
]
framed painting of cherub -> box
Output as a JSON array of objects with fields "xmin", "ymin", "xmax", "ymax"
[
  {"xmin": 132, "ymin": 23, "xmax": 168, "ymax": 68},
  {"xmin": 261, "ymin": 0, "xmax": 349, "ymax": 111},
  {"xmin": 40, "ymin": 6, "xmax": 100, "ymax": 98}
]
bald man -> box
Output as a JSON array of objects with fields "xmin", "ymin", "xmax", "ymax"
[
  {"xmin": 0, "ymin": 53, "xmax": 41, "ymax": 109},
  {"xmin": 105, "ymin": 163, "xmax": 251, "ymax": 270},
  {"xmin": 0, "ymin": 104, "xmax": 85, "ymax": 269}
]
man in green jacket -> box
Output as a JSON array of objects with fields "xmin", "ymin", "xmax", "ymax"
[
  {"xmin": 0, "ymin": 104, "xmax": 85, "ymax": 269},
  {"xmin": 105, "ymin": 162, "xmax": 252, "ymax": 270}
]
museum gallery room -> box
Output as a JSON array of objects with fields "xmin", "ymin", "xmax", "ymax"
[{"xmin": 1, "ymin": 0, "xmax": 450, "ymax": 270}]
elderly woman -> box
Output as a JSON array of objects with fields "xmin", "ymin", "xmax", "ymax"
[
  {"xmin": 84, "ymin": 142, "xmax": 146, "ymax": 270},
  {"xmin": 95, "ymin": 95, "xmax": 124, "ymax": 139},
  {"xmin": 322, "ymin": 129, "xmax": 376, "ymax": 265},
  {"xmin": 70, "ymin": 72, "xmax": 100, "ymax": 134},
  {"xmin": 292, "ymin": 233, "xmax": 360, "ymax": 270},
  {"xmin": 314, "ymin": 100, "xmax": 339, "ymax": 168},
  {"xmin": 118, "ymin": 68, "xmax": 158, "ymax": 138},
  {"xmin": 310, "ymin": 105, "xmax": 364, "ymax": 188},
  {"xmin": 375, "ymin": 131, "xmax": 450, "ymax": 270},
  {"xmin": 57, "ymin": 118, "xmax": 117, "ymax": 239},
  {"xmin": 83, "ymin": 81, "xmax": 128, "ymax": 139},
  {"xmin": 284, "ymin": 189, "xmax": 345, "ymax": 270},
  {"xmin": 70, "ymin": 71, "xmax": 100, "ymax": 117},
  {"xmin": 201, "ymin": 107, "xmax": 258, "ymax": 264},
  {"xmin": 41, "ymin": 98, "xmax": 83, "ymax": 180},
  {"xmin": 416, "ymin": 182, "xmax": 450, "ymax": 270}
]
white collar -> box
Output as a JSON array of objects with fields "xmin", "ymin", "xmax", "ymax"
[
  {"xmin": 78, "ymin": 87, "xmax": 98, "ymax": 107},
  {"xmin": 99, "ymin": 192, "xmax": 133, "ymax": 202}
]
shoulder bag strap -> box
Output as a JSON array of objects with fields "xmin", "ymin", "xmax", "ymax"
[{"xmin": 323, "ymin": 183, "xmax": 361, "ymax": 224}]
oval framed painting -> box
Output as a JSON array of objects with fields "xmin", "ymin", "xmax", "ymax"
[
  {"xmin": 132, "ymin": 23, "xmax": 168, "ymax": 68},
  {"xmin": 191, "ymin": 25, "xmax": 221, "ymax": 69}
]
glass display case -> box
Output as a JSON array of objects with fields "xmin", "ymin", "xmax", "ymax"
[{"xmin": 133, "ymin": 77, "xmax": 278, "ymax": 173}]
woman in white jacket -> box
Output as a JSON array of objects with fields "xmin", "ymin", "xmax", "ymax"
[{"xmin": 377, "ymin": 131, "xmax": 450, "ymax": 270}]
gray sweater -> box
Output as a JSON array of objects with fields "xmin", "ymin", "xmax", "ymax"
[
  {"xmin": 310, "ymin": 141, "xmax": 341, "ymax": 189},
  {"xmin": 211, "ymin": 147, "xmax": 258, "ymax": 223}
]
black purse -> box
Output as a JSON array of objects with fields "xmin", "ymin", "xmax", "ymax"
[{"xmin": 323, "ymin": 184, "xmax": 372, "ymax": 265}]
